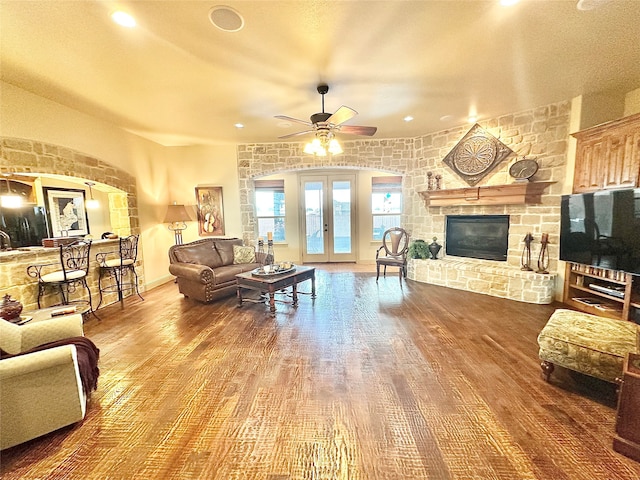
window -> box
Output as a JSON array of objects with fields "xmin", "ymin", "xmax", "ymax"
[
  {"xmin": 255, "ymin": 179, "xmax": 286, "ymax": 241},
  {"xmin": 371, "ymin": 176, "xmax": 402, "ymax": 240}
]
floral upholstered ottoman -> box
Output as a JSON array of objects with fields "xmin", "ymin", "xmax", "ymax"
[{"xmin": 537, "ymin": 309, "xmax": 639, "ymax": 383}]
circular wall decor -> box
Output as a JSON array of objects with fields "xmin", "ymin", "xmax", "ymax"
[
  {"xmin": 442, "ymin": 124, "xmax": 514, "ymax": 186},
  {"xmin": 453, "ymin": 135, "xmax": 497, "ymax": 176},
  {"xmin": 509, "ymin": 157, "xmax": 539, "ymax": 181}
]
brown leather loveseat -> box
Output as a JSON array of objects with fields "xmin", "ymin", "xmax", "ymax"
[{"xmin": 168, "ymin": 238, "xmax": 268, "ymax": 303}]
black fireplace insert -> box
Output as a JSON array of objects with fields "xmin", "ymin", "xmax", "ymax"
[{"xmin": 445, "ymin": 215, "xmax": 509, "ymax": 261}]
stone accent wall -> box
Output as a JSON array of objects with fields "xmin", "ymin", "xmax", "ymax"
[
  {"xmin": 239, "ymin": 100, "xmax": 571, "ymax": 301},
  {"xmin": 409, "ymin": 258, "xmax": 556, "ymax": 304},
  {"xmin": 108, "ymin": 192, "xmax": 132, "ymax": 237},
  {"xmin": 405, "ymin": 101, "xmax": 571, "ymax": 275},
  {"xmin": 0, "ymin": 137, "xmax": 144, "ymax": 309},
  {"xmin": 237, "ymin": 139, "xmax": 413, "ymax": 244}
]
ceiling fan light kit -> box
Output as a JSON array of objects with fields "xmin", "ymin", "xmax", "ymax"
[{"xmin": 276, "ymin": 84, "xmax": 377, "ymax": 156}]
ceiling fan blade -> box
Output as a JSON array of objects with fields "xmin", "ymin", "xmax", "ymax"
[
  {"xmin": 278, "ymin": 129, "xmax": 314, "ymax": 139},
  {"xmin": 327, "ymin": 106, "xmax": 357, "ymax": 126},
  {"xmin": 340, "ymin": 125, "xmax": 378, "ymax": 136},
  {"xmin": 274, "ymin": 115, "xmax": 312, "ymax": 126}
]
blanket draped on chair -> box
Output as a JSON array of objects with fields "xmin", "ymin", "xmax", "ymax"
[{"xmin": 1, "ymin": 336, "xmax": 100, "ymax": 393}]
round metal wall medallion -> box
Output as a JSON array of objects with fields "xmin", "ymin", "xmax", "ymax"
[
  {"xmin": 453, "ymin": 135, "xmax": 497, "ymax": 175},
  {"xmin": 442, "ymin": 124, "xmax": 515, "ymax": 186}
]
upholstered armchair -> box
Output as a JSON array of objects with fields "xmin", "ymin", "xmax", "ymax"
[{"xmin": 0, "ymin": 344, "xmax": 87, "ymax": 450}]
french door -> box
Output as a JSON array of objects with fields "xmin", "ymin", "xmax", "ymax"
[{"xmin": 300, "ymin": 173, "xmax": 356, "ymax": 263}]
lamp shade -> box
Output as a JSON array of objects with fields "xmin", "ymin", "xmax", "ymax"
[{"xmin": 163, "ymin": 204, "xmax": 191, "ymax": 223}]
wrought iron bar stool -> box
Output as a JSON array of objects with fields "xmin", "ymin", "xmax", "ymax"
[
  {"xmin": 95, "ymin": 235, "xmax": 144, "ymax": 309},
  {"xmin": 26, "ymin": 240, "xmax": 97, "ymax": 318}
]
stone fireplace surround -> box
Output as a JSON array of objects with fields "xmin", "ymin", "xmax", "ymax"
[
  {"xmin": 408, "ymin": 256, "xmax": 556, "ymax": 305},
  {"xmin": 407, "ymin": 216, "xmax": 557, "ymax": 305}
]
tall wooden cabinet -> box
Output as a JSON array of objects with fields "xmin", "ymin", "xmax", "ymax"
[
  {"xmin": 572, "ymin": 112, "xmax": 640, "ymax": 193},
  {"xmin": 567, "ymin": 113, "xmax": 640, "ymax": 320}
]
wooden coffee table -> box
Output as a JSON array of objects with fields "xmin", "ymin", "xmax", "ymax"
[{"xmin": 235, "ymin": 265, "xmax": 316, "ymax": 315}]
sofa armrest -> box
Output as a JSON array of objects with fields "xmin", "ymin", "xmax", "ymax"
[
  {"xmin": 0, "ymin": 313, "xmax": 84, "ymax": 355},
  {"xmin": 169, "ymin": 263, "xmax": 214, "ymax": 284}
]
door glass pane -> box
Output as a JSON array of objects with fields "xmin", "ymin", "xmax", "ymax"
[
  {"xmin": 333, "ymin": 181, "xmax": 351, "ymax": 254},
  {"xmin": 305, "ymin": 182, "xmax": 324, "ymax": 254}
]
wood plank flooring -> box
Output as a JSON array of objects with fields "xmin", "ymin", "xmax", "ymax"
[{"xmin": 2, "ymin": 265, "xmax": 640, "ymax": 479}]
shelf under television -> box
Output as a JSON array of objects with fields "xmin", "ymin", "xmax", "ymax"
[
  {"xmin": 569, "ymin": 284, "xmax": 625, "ymax": 304},
  {"xmin": 564, "ymin": 262, "xmax": 637, "ymax": 321}
]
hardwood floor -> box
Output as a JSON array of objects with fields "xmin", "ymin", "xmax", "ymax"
[{"xmin": 2, "ymin": 266, "xmax": 640, "ymax": 479}]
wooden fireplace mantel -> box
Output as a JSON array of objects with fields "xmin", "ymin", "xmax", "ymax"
[{"xmin": 419, "ymin": 181, "xmax": 554, "ymax": 207}]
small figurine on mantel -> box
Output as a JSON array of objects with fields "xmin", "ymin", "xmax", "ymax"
[
  {"xmin": 435, "ymin": 174, "xmax": 442, "ymax": 190},
  {"xmin": 427, "ymin": 171, "xmax": 434, "ymax": 190}
]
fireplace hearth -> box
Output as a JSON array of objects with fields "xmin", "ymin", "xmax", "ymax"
[{"xmin": 445, "ymin": 215, "xmax": 509, "ymax": 261}]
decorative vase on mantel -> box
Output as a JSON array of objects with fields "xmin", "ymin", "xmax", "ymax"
[
  {"xmin": 428, "ymin": 237, "xmax": 442, "ymax": 260},
  {"xmin": 1, "ymin": 294, "xmax": 23, "ymax": 322}
]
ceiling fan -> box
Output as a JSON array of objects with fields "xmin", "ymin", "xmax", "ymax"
[{"xmin": 275, "ymin": 84, "xmax": 377, "ymax": 151}]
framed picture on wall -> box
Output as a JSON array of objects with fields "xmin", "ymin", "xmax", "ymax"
[
  {"xmin": 43, "ymin": 187, "xmax": 90, "ymax": 237},
  {"xmin": 195, "ymin": 186, "xmax": 225, "ymax": 236}
]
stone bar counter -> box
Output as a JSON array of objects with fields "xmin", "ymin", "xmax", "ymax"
[{"xmin": 0, "ymin": 238, "xmax": 145, "ymax": 312}]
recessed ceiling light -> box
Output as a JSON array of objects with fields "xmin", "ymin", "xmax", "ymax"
[
  {"xmin": 403, "ymin": 116, "xmax": 414, "ymax": 122},
  {"xmin": 234, "ymin": 123, "xmax": 244, "ymax": 129},
  {"xmin": 209, "ymin": 6, "xmax": 244, "ymax": 32},
  {"xmin": 467, "ymin": 115, "xmax": 478, "ymax": 123},
  {"xmin": 576, "ymin": 0, "xmax": 611, "ymax": 10},
  {"xmin": 111, "ymin": 11, "xmax": 136, "ymax": 28}
]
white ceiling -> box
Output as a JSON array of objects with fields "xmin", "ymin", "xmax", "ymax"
[{"xmin": 1, "ymin": 0, "xmax": 639, "ymax": 147}]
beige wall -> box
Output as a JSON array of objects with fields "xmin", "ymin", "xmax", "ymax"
[
  {"xmin": 2, "ymin": 80, "xmax": 638, "ymax": 297},
  {"xmin": 1, "ymin": 83, "xmax": 244, "ymax": 289},
  {"xmin": 1, "ymin": 82, "xmax": 174, "ymax": 287},
  {"xmin": 163, "ymin": 144, "xmax": 240, "ymax": 246}
]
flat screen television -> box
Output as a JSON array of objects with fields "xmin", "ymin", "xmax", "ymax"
[{"xmin": 559, "ymin": 188, "xmax": 640, "ymax": 275}]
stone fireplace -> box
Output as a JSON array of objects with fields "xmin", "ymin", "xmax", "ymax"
[{"xmin": 409, "ymin": 213, "xmax": 557, "ymax": 305}]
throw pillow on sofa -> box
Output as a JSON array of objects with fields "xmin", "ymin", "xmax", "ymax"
[{"xmin": 233, "ymin": 245, "xmax": 256, "ymax": 264}]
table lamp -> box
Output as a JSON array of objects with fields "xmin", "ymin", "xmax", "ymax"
[{"xmin": 164, "ymin": 203, "xmax": 191, "ymax": 245}]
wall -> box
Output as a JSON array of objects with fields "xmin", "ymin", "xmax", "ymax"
[
  {"xmin": 238, "ymin": 101, "xmax": 571, "ymax": 290},
  {"xmin": 237, "ymin": 140, "xmax": 413, "ymax": 263},
  {"xmin": 3, "ymin": 79, "xmax": 637, "ymax": 301},
  {"xmin": 163, "ymin": 144, "xmax": 243, "ymax": 247},
  {"xmin": 406, "ymin": 102, "xmax": 571, "ymax": 278}
]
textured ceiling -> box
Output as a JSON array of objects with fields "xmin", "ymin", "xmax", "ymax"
[{"xmin": 1, "ymin": 0, "xmax": 639, "ymax": 146}]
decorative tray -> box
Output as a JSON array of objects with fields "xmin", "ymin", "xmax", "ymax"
[{"xmin": 252, "ymin": 264, "xmax": 296, "ymax": 277}]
